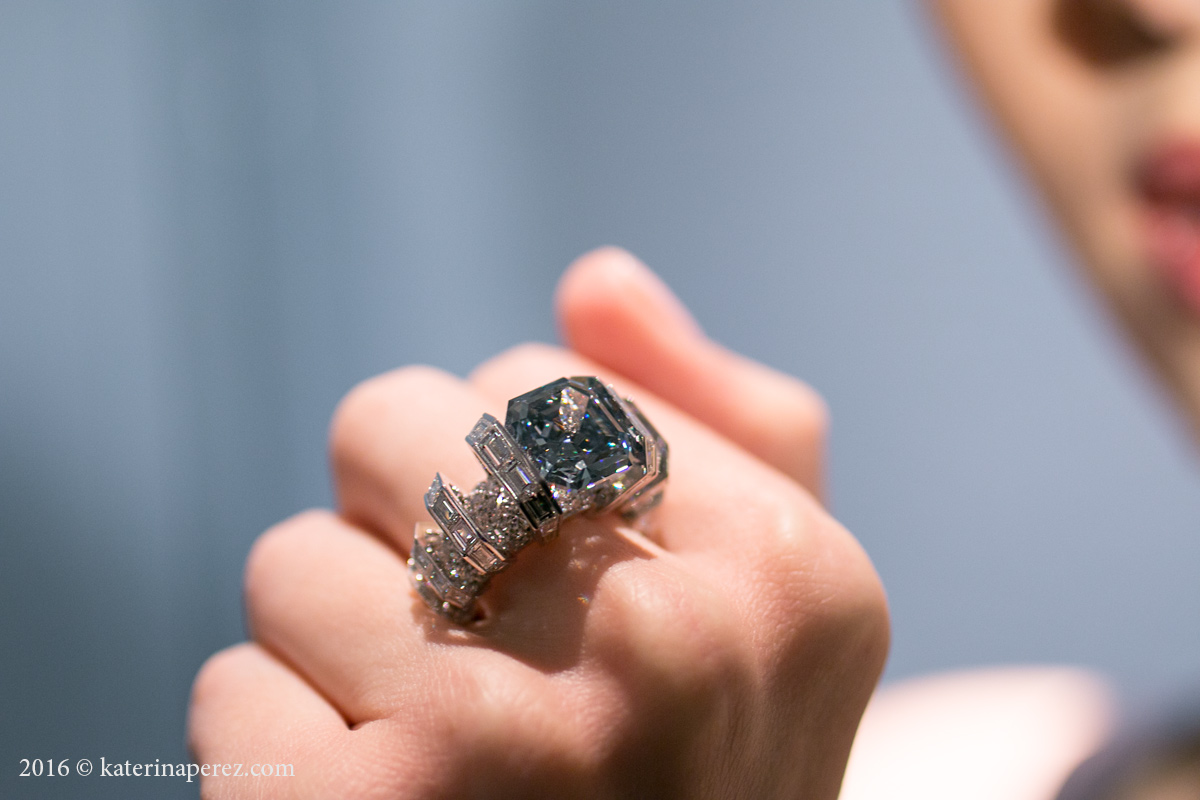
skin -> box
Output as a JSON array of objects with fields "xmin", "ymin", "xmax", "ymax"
[
  {"xmin": 844, "ymin": 2, "xmax": 1200, "ymax": 798},
  {"xmin": 191, "ymin": 2, "xmax": 1200, "ymax": 796},
  {"xmin": 930, "ymin": 0, "xmax": 1200, "ymax": 443},
  {"xmin": 188, "ymin": 249, "xmax": 889, "ymax": 799}
]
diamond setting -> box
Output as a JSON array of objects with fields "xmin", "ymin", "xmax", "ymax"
[
  {"xmin": 408, "ymin": 376, "xmax": 667, "ymax": 623},
  {"xmin": 506, "ymin": 377, "xmax": 649, "ymax": 507},
  {"xmin": 465, "ymin": 414, "xmax": 560, "ymax": 541}
]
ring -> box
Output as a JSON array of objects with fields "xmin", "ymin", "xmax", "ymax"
[{"xmin": 407, "ymin": 376, "xmax": 669, "ymax": 624}]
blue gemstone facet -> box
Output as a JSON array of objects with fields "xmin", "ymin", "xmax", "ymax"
[{"xmin": 505, "ymin": 377, "xmax": 645, "ymax": 493}]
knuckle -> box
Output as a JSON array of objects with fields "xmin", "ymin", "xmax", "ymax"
[
  {"xmin": 243, "ymin": 509, "xmax": 334, "ymax": 617},
  {"xmin": 574, "ymin": 563, "xmax": 755, "ymax": 786},
  {"xmin": 601, "ymin": 560, "xmax": 745, "ymax": 696},
  {"xmin": 435, "ymin": 667, "xmax": 594, "ymax": 790},
  {"xmin": 469, "ymin": 342, "xmax": 576, "ymax": 386},
  {"xmin": 736, "ymin": 494, "xmax": 888, "ymax": 676},
  {"xmin": 464, "ymin": 668, "xmax": 557, "ymax": 748},
  {"xmin": 328, "ymin": 365, "xmax": 453, "ymax": 464},
  {"xmin": 190, "ymin": 644, "xmax": 248, "ymax": 712}
]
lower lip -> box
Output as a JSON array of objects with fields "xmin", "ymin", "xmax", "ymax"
[
  {"xmin": 1140, "ymin": 141, "xmax": 1200, "ymax": 316},
  {"xmin": 1144, "ymin": 207, "xmax": 1200, "ymax": 316}
]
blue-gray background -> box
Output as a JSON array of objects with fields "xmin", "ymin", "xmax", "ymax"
[{"xmin": 2, "ymin": 2, "xmax": 1198, "ymax": 798}]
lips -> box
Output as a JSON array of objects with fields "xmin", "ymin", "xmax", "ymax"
[{"xmin": 1140, "ymin": 142, "xmax": 1200, "ymax": 315}]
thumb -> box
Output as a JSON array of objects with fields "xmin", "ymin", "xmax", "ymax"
[{"xmin": 555, "ymin": 247, "xmax": 828, "ymax": 500}]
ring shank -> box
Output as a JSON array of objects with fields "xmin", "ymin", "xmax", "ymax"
[{"xmin": 407, "ymin": 377, "xmax": 667, "ymax": 624}]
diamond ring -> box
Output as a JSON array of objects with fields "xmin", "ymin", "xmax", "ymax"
[{"xmin": 407, "ymin": 376, "xmax": 669, "ymax": 624}]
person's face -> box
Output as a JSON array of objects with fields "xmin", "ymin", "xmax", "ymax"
[{"xmin": 928, "ymin": 0, "xmax": 1200, "ymax": 441}]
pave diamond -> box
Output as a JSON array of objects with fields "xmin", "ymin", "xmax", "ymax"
[
  {"xmin": 465, "ymin": 414, "xmax": 560, "ymax": 540},
  {"xmin": 505, "ymin": 377, "xmax": 647, "ymax": 498},
  {"xmin": 409, "ymin": 524, "xmax": 479, "ymax": 616}
]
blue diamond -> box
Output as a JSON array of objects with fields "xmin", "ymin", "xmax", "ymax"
[{"xmin": 505, "ymin": 377, "xmax": 646, "ymax": 493}]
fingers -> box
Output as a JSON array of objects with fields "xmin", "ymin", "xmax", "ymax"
[
  {"xmin": 243, "ymin": 509, "xmax": 484, "ymax": 724},
  {"xmin": 556, "ymin": 248, "xmax": 828, "ymax": 498},
  {"xmin": 243, "ymin": 507, "xmax": 615, "ymax": 721},
  {"xmin": 325, "ymin": 357, "xmax": 729, "ymax": 659},
  {"xmin": 468, "ymin": 343, "xmax": 820, "ymax": 563},
  {"xmin": 239, "ymin": 503, "xmax": 729, "ymax": 771},
  {"xmin": 188, "ymin": 642, "xmax": 355, "ymax": 798},
  {"xmin": 330, "ymin": 365, "xmax": 495, "ymax": 555},
  {"xmin": 468, "ymin": 342, "xmax": 886, "ymax": 666},
  {"xmin": 323, "ymin": 348, "xmax": 762, "ymax": 672}
]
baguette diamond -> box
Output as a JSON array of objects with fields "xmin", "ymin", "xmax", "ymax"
[{"xmin": 408, "ymin": 376, "xmax": 668, "ymax": 623}]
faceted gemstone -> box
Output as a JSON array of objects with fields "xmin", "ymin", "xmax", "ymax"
[
  {"xmin": 410, "ymin": 530, "xmax": 472, "ymax": 609},
  {"xmin": 465, "ymin": 414, "xmax": 561, "ymax": 540},
  {"xmin": 505, "ymin": 377, "xmax": 647, "ymax": 494}
]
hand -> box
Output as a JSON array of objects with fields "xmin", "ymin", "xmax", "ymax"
[{"xmin": 188, "ymin": 249, "xmax": 889, "ymax": 799}]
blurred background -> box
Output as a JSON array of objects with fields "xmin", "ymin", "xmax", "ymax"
[{"xmin": 2, "ymin": 2, "xmax": 1199, "ymax": 797}]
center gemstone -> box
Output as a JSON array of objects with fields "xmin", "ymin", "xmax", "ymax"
[{"xmin": 505, "ymin": 377, "xmax": 645, "ymax": 492}]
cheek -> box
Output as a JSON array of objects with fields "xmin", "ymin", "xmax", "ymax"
[
  {"xmin": 1002, "ymin": 54, "xmax": 1126, "ymax": 252},
  {"xmin": 936, "ymin": 0, "xmax": 1136, "ymax": 278},
  {"xmin": 989, "ymin": 38, "xmax": 1150, "ymax": 310}
]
